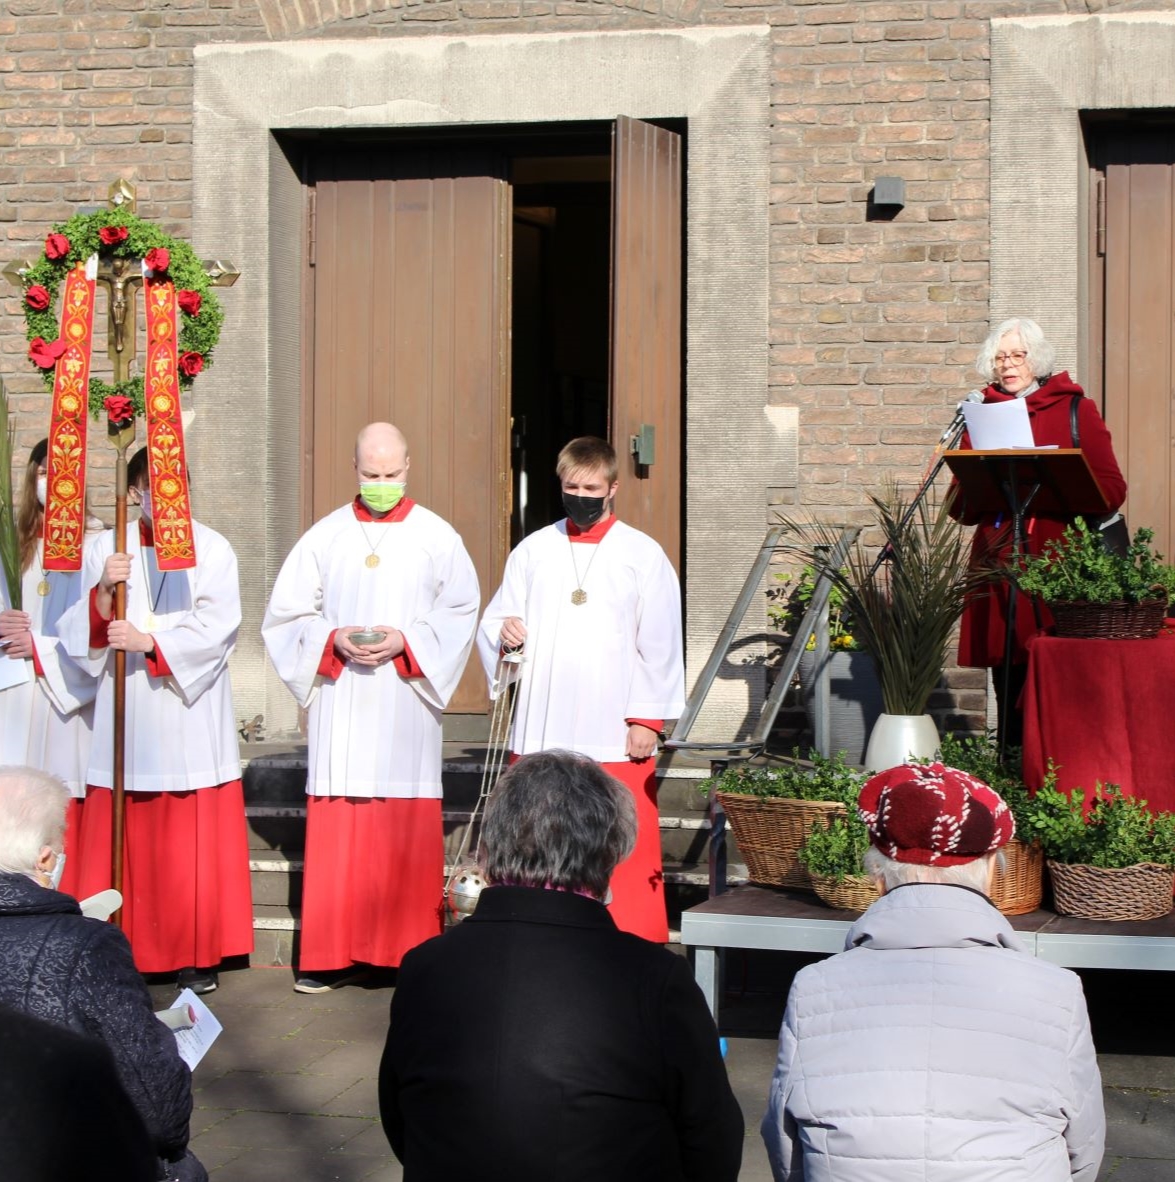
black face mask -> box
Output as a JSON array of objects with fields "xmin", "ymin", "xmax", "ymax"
[{"xmin": 563, "ymin": 493, "xmax": 608, "ymax": 530}]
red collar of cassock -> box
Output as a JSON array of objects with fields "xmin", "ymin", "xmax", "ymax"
[
  {"xmin": 139, "ymin": 518, "xmax": 154, "ymax": 548},
  {"xmin": 567, "ymin": 514, "xmax": 618, "ymax": 545},
  {"xmin": 351, "ymin": 496, "xmax": 416, "ymax": 523}
]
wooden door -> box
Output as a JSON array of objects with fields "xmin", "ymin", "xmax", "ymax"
[
  {"xmin": 306, "ymin": 147, "xmax": 511, "ymax": 713},
  {"xmin": 1089, "ymin": 123, "xmax": 1175, "ymax": 559},
  {"xmin": 610, "ymin": 116, "xmax": 683, "ymax": 571}
]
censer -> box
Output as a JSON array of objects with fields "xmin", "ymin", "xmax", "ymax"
[{"xmin": 443, "ymin": 648, "xmax": 523, "ymax": 922}]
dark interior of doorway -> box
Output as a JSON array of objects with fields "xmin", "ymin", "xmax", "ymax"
[{"xmin": 511, "ymin": 150, "xmax": 611, "ymax": 546}]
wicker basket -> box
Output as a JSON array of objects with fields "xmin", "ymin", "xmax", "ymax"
[
  {"xmin": 810, "ymin": 872, "xmax": 878, "ymax": 912},
  {"xmin": 716, "ymin": 793, "xmax": 845, "ymax": 890},
  {"xmin": 989, "ymin": 838, "xmax": 1043, "ymax": 916},
  {"xmin": 1049, "ymin": 598, "xmax": 1167, "ymax": 640},
  {"xmin": 1047, "ymin": 859, "xmax": 1175, "ymax": 922}
]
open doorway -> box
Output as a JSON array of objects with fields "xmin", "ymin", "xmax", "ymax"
[{"xmin": 510, "ymin": 153, "xmax": 612, "ymax": 544}]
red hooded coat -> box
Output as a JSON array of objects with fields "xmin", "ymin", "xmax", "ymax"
[{"xmin": 951, "ymin": 372, "xmax": 1127, "ymax": 668}]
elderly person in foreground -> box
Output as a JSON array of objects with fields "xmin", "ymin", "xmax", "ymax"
[
  {"xmin": 951, "ymin": 316, "xmax": 1126, "ymax": 746},
  {"xmin": 0, "ymin": 766, "xmax": 205, "ymax": 1182},
  {"xmin": 761, "ymin": 762, "xmax": 1105, "ymax": 1182},
  {"xmin": 379, "ymin": 749, "xmax": 745, "ymax": 1182}
]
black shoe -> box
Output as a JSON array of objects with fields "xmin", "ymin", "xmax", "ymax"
[
  {"xmin": 293, "ymin": 966, "xmax": 370, "ymax": 995},
  {"xmin": 177, "ymin": 967, "xmax": 218, "ymax": 995}
]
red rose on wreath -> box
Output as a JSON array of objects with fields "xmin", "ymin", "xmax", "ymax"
[
  {"xmin": 177, "ymin": 289, "xmax": 202, "ymax": 317},
  {"xmin": 99, "ymin": 225, "xmax": 129, "ymax": 246},
  {"xmin": 178, "ymin": 351, "xmax": 204, "ymax": 378},
  {"xmin": 103, "ymin": 395, "xmax": 135, "ymax": 424},
  {"xmin": 145, "ymin": 247, "xmax": 170, "ymax": 273},
  {"xmin": 25, "ymin": 285, "xmax": 51, "ymax": 311},
  {"xmin": 44, "ymin": 233, "xmax": 69, "ymax": 261},
  {"xmin": 28, "ymin": 337, "xmax": 68, "ymax": 369}
]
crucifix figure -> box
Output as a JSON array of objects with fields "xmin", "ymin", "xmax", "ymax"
[{"xmin": 98, "ymin": 255, "xmax": 142, "ymax": 371}]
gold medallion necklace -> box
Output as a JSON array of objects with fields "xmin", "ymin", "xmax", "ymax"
[
  {"xmin": 358, "ymin": 520, "xmax": 390, "ymax": 569},
  {"xmin": 37, "ymin": 572, "xmax": 50, "ymax": 597},
  {"xmin": 568, "ymin": 535, "xmax": 602, "ymax": 606}
]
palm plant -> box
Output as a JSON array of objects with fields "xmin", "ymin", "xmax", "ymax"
[
  {"xmin": 782, "ymin": 482, "xmax": 984, "ymax": 717},
  {"xmin": 0, "ymin": 379, "xmax": 20, "ymax": 611}
]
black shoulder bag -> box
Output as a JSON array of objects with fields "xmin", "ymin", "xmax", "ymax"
[{"xmin": 1069, "ymin": 395, "xmax": 1130, "ymax": 557}]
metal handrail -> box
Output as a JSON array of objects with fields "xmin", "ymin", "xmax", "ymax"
[
  {"xmin": 664, "ymin": 523, "xmax": 861, "ymax": 895},
  {"xmin": 665, "ymin": 524, "xmax": 860, "ymax": 761}
]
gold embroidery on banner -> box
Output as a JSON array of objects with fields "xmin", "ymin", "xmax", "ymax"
[
  {"xmin": 42, "ymin": 264, "xmax": 95, "ymax": 572},
  {"xmin": 143, "ymin": 277, "xmax": 196, "ymax": 570}
]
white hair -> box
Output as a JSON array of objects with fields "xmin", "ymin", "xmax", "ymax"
[
  {"xmin": 863, "ymin": 845, "xmax": 1000, "ymax": 894},
  {"xmin": 975, "ymin": 317, "xmax": 1057, "ymax": 385},
  {"xmin": 0, "ymin": 766, "xmax": 69, "ymax": 876}
]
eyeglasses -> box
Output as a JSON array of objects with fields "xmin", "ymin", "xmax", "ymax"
[{"xmin": 994, "ymin": 350, "xmax": 1028, "ymax": 366}]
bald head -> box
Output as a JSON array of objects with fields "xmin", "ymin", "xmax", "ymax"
[{"xmin": 354, "ymin": 423, "xmax": 410, "ymax": 514}]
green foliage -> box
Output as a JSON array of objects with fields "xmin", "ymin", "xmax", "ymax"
[
  {"xmin": 768, "ymin": 564, "xmax": 862, "ymax": 652},
  {"xmin": 1020, "ymin": 781, "xmax": 1175, "ymax": 868},
  {"xmin": 937, "ymin": 731, "xmax": 1036, "ymax": 836},
  {"xmin": 22, "ymin": 207, "xmax": 224, "ymax": 417},
  {"xmin": 798, "ymin": 809, "xmax": 872, "ymax": 882},
  {"xmin": 781, "ymin": 482, "xmax": 986, "ymax": 716},
  {"xmin": 1013, "ymin": 517, "xmax": 1175, "ymax": 606},
  {"xmin": 0, "ymin": 381, "xmax": 19, "ymax": 611},
  {"xmin": 701, "ymin": 748, "xmax": 866, "ymax": 805}
]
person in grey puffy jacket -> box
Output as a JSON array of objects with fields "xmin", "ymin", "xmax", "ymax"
[
  {"xmin": 761, "ymin": 761, "xmax": 1104, "ymax": 1182},
  {"xmin": 0, "ymin": 766, "xmax": 205, "ymax": 1182}
]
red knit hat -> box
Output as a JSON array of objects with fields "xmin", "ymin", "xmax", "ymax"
[{"xmin": 857, "ymin": 762, "xmax": 1014, "ymax": 866}]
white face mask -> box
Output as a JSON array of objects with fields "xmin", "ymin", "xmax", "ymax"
[
  {"xmin": 36, "ymin": 475, "xmax": 47, "ymax": 507},
  {"xmin": 49, "ymin": 851, "xmax": 66, "ymax": 892}
]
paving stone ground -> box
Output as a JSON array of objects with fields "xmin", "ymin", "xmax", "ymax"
[{"xmin": 149, "ymin": 953, "xmax": 1175, "ymax": 1180}]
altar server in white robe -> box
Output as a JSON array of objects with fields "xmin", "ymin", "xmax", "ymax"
[
  {"xmin": 262, "ymin": 422, "xmax": 480, "ymax": 994},
  {"xmin": 57, "ymin": 446, "xmax": 253, "ymax": 993},
  {"xmin": 478, "ymin": 436, "xmax": 685, "ymax": 943},
  {"xmin": 0, "ymin": 439, "xmax": 100, "ymax": 896}
]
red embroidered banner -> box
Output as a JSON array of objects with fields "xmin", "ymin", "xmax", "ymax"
[
  {"xmin": 42, "ymin": 262, "xmax": 95, "ymax": 572},
  {"xmin": 143, "ymin": 276, "xmax": 196, "ymax": 571}
]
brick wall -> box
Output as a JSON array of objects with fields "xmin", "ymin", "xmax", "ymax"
[{"xmin": 0, "ymin": 0, "xmax": 1153, "ymax": 733}]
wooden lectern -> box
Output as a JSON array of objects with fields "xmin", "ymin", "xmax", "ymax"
[{"xmin": 943, "ymin": 447, "xmax": 1113, "ymax": 760}]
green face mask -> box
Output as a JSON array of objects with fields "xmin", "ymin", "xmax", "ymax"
[{"xmin": 359, "ymin": 481, "xmax": 406, "ymax": 514}]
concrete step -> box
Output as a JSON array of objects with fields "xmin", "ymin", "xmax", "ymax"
[{"xmin": 243, "ymin": 860, "xmax": 748, "ymax": 967}]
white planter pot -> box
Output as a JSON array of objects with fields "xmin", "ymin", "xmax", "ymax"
[{"xmin": 863, "ymin": 713, "xmax": 940, "ymax": 771}]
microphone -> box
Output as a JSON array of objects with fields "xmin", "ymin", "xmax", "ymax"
[{"xmin": 937, "ymin": 389, "xmax": 986, "ymax": 449}]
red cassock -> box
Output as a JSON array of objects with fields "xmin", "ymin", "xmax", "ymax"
[
  {"xmin": 73, "ymin": 783, "xmax": 254, "ymax": 974},
  {"xmin": 951, "ymin": 373, "xmax": 1127, "ymax": 668}
]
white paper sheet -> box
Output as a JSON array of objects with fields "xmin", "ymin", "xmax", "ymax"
[
  {"xmin": 0, "ymin": 652, "xmax": 31, "ymax": 692},
  {"xmin": 165, "ymin": 988, "xmax": 223, "ymax": 1070},
  {"xmin": 962, "ymin": 398, "xmax": 1037, "ymax": 450}
]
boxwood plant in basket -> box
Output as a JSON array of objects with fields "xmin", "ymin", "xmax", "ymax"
[
  {"xmin": 701, "ymin": 750, "xmax": 866, "ymax": 891},
  {"xmin": 1013, "ymin": 518, "xmax": 1175, "ymax": 639},
  {"xmin": 797, "ymin": 808, "xmax": 877, "ymax": 912},
  {"xmin": 1021, "ymin": 781, "xmax": 1175, "ymax": 922}
]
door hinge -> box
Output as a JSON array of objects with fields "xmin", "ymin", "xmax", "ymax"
[
  {"xmin": 307, "ymin": 187, "xmax": 317, "ymax": 268},
  {"xmin": 1095, "ymin": 173, "xmax": 1106, "ymax": 258}
]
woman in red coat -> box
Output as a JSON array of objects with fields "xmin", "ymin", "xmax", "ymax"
[{"xmin": 952, "ymin": 317, "xmax": 1126, "ymax": 746}]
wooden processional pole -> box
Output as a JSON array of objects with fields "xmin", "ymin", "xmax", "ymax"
[{"xmin": 98, "ymin": 251, "xmax": 142, "ymax": 925}]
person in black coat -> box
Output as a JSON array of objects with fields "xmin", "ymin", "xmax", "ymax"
[
  {"xmin": 379, "ymin": 749, "xmax": 744, "ymax": 1182},
  {"xmin": 0, "ymin": 1001, "xmax": 158, "ymax": 1182},
  {"xmin": 0, "ymin": 765, "xmax": 204, "ymax": 1182}
]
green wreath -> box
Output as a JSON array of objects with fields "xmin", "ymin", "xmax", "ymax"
[{"xmin": 21, "ymin": 207, "xmax": 224, "ymax": 420}]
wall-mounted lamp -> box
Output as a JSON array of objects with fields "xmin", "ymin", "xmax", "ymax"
[{"xmin": 869, "ymin": 176, "xmax": 905, "ymax": 221}]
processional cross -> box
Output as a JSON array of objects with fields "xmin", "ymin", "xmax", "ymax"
[{"xmin": 3, "ymin": 178, "xmax": 239, "ymax": 921}]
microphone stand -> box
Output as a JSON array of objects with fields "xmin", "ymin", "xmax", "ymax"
[{"xmin": 866, "ymin": 411, "xmax": 968, "ymax": 581}]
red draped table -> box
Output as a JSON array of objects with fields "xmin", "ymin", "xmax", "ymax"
[{"xmin": 1022, "ymin": 630, "xmax": 1175, "ymax": 810}]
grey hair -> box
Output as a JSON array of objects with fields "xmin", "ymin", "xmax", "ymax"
[
  {"xmin": 862, "ymin": 845, "xmax": 1001, "ymax": 894},
  {"xmin": 479, "ymin": 750, "xmax": 637, "ymax": 899},
  {"xmin": 975, "ymin": 317, "xmax": 1057, "ymax": 385},
  {"xmin": 0, "ymin": 766, "xmax": 69, "ymax": 876}
]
